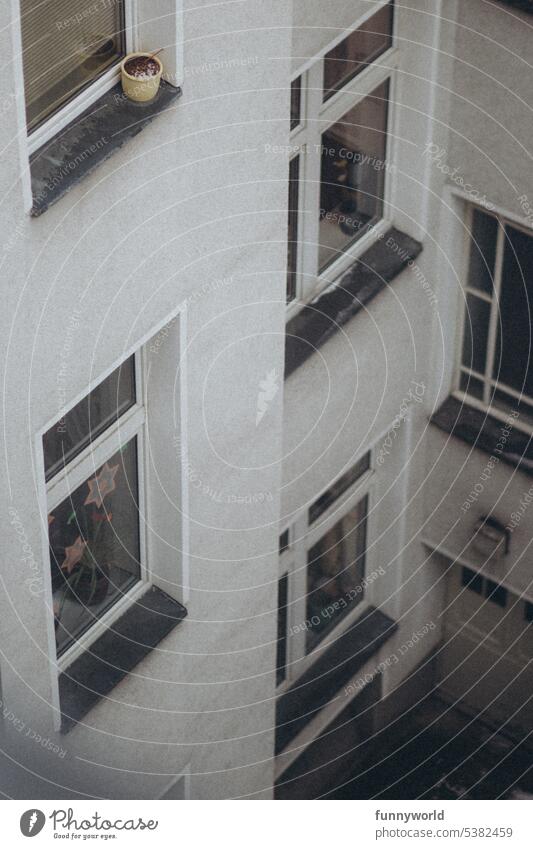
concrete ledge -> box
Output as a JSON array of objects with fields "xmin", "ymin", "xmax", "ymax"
[
  {"xmin": 275, "ymin": 606, "xmax": 397, "ymax": 754},
  {"xmin": 30, "ymin": 81, "xmax": 182, "ymax": 216},
  {"xmin": 430, "ymin": 396, "xmax": 533, "ymax": 476},
  {"xmin": 284, "ymin": 228, "xmax": 422, "ymax": 378},
  {"xmin": 59, "ymin": 586, "xmax": 187, "ymax": 733}
]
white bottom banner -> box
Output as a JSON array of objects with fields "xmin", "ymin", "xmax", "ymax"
[{"xmin": 3, "ymin": 800, "xmax": 531, "ymax": 847}]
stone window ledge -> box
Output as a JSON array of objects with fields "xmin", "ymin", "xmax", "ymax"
[
  {"xmin": 59, "ymin": 585, "xmax": 187, "ymax": 733},
  {"xmin": 430, "ymin": 396, "xmax": 533, "ymax": 476},
  {"xmin": 275, "ymin": 606, "xmax": 397, "ymax": 755},
  {"xmin": 30, "ymin": 82, "xmax": 182, "ymax": 217},
  {"xmin": 285, "ymin": 227, "xmax": 423, "ymax": 378}
]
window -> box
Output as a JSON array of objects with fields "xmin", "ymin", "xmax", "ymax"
[
  {"xmin": 458, "ymin": 205, "xmax": 533, "ymax": 425},
  {"xmin": 290, "ymin": 76, "xmax": 302, "ymax": 131},
  {"xmin": 323, "ymin": 1, "xmax": 394, "ymax": 101},
  {"xmin": 287, "ymin": 156, "xmax": 300, "ymax": 303},
  {"xmin": 309, "ymin": 450, "xmax": 370, "ymax": 523},
  {"xmin": 319, "ymin": 80, "xmax": 389, "ymax": 270},
  {"xmin": 20, "ymin": 0, "xmax": 127, "ymax": 134},
  {"xmin": 278, "ymin": 529, "xmax": 290, "ymax": 554},
  {"xmin": 276, "ymin": 449, "xmax": 374, "ymax": 690},
  {"xmin": 306, "ymin": 498, "xmax": 368, "ymax": 651},
  {"xmin": 461, "ymin": 567, "xmax": 507, "ymax": 608},
  {"xmin": 45, "ymin": 356, "xmax": 146, "ymax": 658},
  {"xmin": 461, "ymin": 567, "xmax": 483, "ymax": 595},
  {"xmin": 287, "ymin": 1, "xmax": 394, "ymax": 304},
  {"xmin": 276, "ymin": 573, "xmax": 289, "ymax": 686}
]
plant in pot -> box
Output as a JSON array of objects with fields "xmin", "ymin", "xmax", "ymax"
[
  {"xmin": 121, "ymin": 50, "xmax": 163, "ymax": 103},
  {"xmin": 52, "ymin": 461, "xmax": 120, "ymax": 631}
]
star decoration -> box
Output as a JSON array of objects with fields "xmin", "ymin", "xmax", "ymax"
[
  {"xmin": 84, "ymin": 462, "xmax": 119, "ymax": 508},
  {"xmin": 61, "ymin": 536, "xmax": 87, "ymax": 574}
]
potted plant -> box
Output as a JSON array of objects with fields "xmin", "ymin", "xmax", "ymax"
[{"xmin": 121, "ymin": 51, "xmax": 163, "ymax": 103}]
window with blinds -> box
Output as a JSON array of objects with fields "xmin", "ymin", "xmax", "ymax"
[{"xmin": 20, "ymin": 0, "xmax": 126, "ymax": 132}]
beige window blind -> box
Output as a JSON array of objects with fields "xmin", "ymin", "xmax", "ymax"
[{"xmin": 20, "ymin": 0, "xmax": 125, "ymax": 131}]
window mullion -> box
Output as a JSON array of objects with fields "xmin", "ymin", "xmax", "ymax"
[
  {"xmin": 46, "ymin": 406, "xmax": 145, "ymax": 510},
  {"xmin": 484, "ymin": 220, "xmax": 506, "ymax": 406},
  {"xmin": 287, "ymin": 513, "xmax": 310, "ymax": 680},
  {"xmin": 299, "ymin": 64, "xmax": 325, "ymax": 301}
]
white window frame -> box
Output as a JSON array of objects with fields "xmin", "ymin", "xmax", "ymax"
[
  {"xmin": 454, "ymin": 201, "xmax": 533, "ymax": 434},
  {"xmin": 34, "ymin": 303, "xmax": 190, "ymax": 732},
  {"xmin": 22, "ymin": 0, "xmax": 137, "ymax": 156},
  {"xmin": 277, "ymin": 452, "xmax": 376, "ymax": 695},
  {"xmin": 287, "ymin": 0, "xmax": 398, "ymax": 318},
  {"xmin": 44, "ymin": 350, "xmax": 148, "ymax": 673}
]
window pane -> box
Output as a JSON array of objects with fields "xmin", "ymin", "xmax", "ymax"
[
  {"xmin": 467, "ymin": 208, "xmax": 498, "ymax": 294},
  {"xmin": 459, "ymin": 371, "xmax": 484, "ymax": 400},
  {"xmin": 485, "ymin": 579, "xmax": 507, "ymax": 608},
  {"xmin": 461, "ymin": 293, "xmax": 491, "ymax": 375},
  {"xmin": 306, "ymin": 498, "xmax": 368, "ymax": 652},
  {"xmin": 49, "ymin": 438, "xmax": 141, "ymax": 655},
  {"xmin": 290, "ymin": 77, "xmax": 302, "ymax": 131},
  {"xmin": 21, "ymin": 0, "xmax": 126, "ymax": 132},
  {"xmin": 319, "ymin": 80, "xmax": 389, "ymax": 270},
  {"xmin": 323, "ymin": 2, "xmax": 394, "ymax": 101},
  {"xmin": 493, "ymin": 225, "xmax": 533, "ymax": 398},
  {"xmin": 276, "ymin": 574, "xmax": 289, "ymax": 686},
  {"xmin": 279, "ymin": 529, "xmax": 290, "ymax": 554},
  {"xmin": 309, "ymin": 451, "xmax": 371, "ymax": 524},
  {"xmin": 43, "ymin": 356, "xmax": 135, "ymax": 480},
  {"xmin": 287, "ymin": 155, "xmax": 299, "ymax": 302},
  {"xmin": 462, "ymin": 567, "xmax": 483, "ymax": 595}
]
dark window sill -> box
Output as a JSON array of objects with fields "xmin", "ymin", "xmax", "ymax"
[
  {"xmin": 430, "ymin": 396, "xmax": 533, "ymax": 476},
  {"xmin": 59, "ymin": 585, "xmax": 187, "ymax": 733},
  {"xmin": 285, "ymin": 227, "xmax": 422, "ymax": 378},
  {"xmin": 30, "ymin": 81, "xmax": 182, "ymax": 217},
  {"xmin": 275, "ymin": 605, "xmax": 397, "ymax": 754}
]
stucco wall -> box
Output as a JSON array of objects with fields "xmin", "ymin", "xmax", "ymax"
[
  {"xmin": 448, "ymin": 0, "xmax": 533, "ymax": 220},
  {"xmin": 0, "ymin": 0, "xmax": 291, "ymax": 799}
]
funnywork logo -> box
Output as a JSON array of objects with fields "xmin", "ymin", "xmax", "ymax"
[{"xmin": 20, "ymin": 809, "xmax": 46, "ymax": 837}]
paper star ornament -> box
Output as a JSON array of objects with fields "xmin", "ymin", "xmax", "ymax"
[
  {"xmin": 61, "ymin": 536, "xmax": 87, "ymax": 574},
  {"xmin": 84, "ymin": 462, "xmax": 119, "ymax": 508}
]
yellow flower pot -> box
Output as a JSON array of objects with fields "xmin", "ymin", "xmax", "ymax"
[{"xmin": 121, "ymin": 52, "xmax": 163, "ymax": 103}]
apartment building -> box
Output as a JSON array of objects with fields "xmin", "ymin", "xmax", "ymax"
[{"xmin": 0, "ymin": 0, "xmax": 531, "ymax": 800}]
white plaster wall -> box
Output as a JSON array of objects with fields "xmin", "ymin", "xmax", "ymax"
[
  {"xmin": 0, "ymin": 0, "xmax": 291, "ymax": 799},
  {"xmin": 448, "ymin": 0, "xmax": 533, "ymax": 219}
]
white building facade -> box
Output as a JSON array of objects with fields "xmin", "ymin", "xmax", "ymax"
[{"xmin": 0, "ymin": 0, "xmax": 531, "ymax": 799}]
